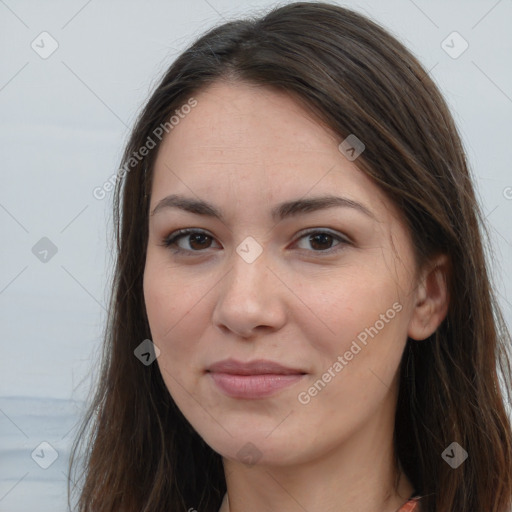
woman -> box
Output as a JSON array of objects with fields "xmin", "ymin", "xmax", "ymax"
[{"xmin": 69, "ymin": 2, "xmax": 512, "ymax": 511}]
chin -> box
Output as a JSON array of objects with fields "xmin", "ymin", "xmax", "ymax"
[{"xmin": 196, "ymin": 427, "xmax": 307, "ymax": 468}]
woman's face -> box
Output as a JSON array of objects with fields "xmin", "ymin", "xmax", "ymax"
[{"xmin": 143, "ymin": 81, "xmax": 421, "ymax": 466}]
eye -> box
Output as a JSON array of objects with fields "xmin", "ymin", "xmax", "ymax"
[
  {"xmin": 160, "ymin": 228, "xmax": 351, "ymax": 255},
  {"xmin": 293, "ymin": 229, "xmax": 350, "ymax": 254},
  {"xmin": 161, "ymin": 229, "xmax": 218, "ymax": 253}
]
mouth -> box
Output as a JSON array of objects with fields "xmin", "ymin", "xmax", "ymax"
[{"xmin": 206, "ymin": 358, "xmax": 307, "ymax": 399}]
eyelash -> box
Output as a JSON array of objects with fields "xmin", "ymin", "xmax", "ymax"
[{"xmin": 160, "ymin": 228, "xmax": 351, "ymax": 256}]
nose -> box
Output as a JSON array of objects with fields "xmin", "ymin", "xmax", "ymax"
[{"xmin": 211, "ymin": 248, "xmax": 288, "ymax": 339}]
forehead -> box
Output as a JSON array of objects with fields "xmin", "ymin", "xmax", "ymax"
[
  {"xmin": 155, "ymin": 80, "xmax": 342, "ymax": 169},
  {"xmin": 151, "ymin": 81, "xmax": 391, "ymax": 219}
]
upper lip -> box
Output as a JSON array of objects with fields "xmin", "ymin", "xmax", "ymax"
[{"xmin": 207, "ymin": 358, "xmax": 306, "ymax": 375}]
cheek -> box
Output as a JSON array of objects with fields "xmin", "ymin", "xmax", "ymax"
[
  {"xmin": 143, "ymin": 265, "xmax": 176, "ymax": 341},
  {"xmin": 293, "ymin": 280, "xmax": 407, "ymax": 433},
  {"xmin": 143, "ymin": 257, "xmax": 208, "ymax": 386},
  {"xmin": 295, "ymin": 266, "xmax": 406, "ymax": 358},
  {"xmin": 143, "ymin": 253, "xmax": 199, "ymax": 340},
  {"xmin": 291, "ymin": 269, "xmax": 410, "ymax": 416}
]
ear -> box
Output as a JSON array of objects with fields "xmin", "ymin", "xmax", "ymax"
[{"xmin": 407, "ymin": 254, "xmax": 450, "ymax": 341}]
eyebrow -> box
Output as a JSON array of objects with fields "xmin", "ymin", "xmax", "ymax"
[{"xmin": 150, "ymin": 194, "xmax": 375, "ymax": 222}]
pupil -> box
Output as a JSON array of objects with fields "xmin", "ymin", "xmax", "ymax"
[
  {"xmin": 190, "ymin": 234, "xmax": 209, "ymax": 249},
  {"xmin": 310, "ymin": 234, "xmax": 332, "ymax": 250}
]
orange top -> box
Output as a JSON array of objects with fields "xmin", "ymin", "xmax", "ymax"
[{"xmin": 398, "ymin": 496, "xmax": 421, "ymax": 511}]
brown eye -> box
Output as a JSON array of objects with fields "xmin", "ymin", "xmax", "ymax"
[
  {"xmin": 295, "ymin": 230, "xmax": 349, "ymax": 253},
  {"xmin": 307, "ymin": 233, "xmax": 336, "ymax": 251},
  {"xmin": 183, "ymin": 233, "xmax": 213, "ymax": 250},
  {"xmin": 162, "ymin": 229, "xmax": 219, "ymax": 253}
]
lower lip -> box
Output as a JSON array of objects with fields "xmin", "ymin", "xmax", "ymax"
[{"xmin": 208, "ymin": 372, "xmax": 305, "ymax": 399}]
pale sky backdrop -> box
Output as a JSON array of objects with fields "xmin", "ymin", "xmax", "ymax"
[{"xmin": 0, "ymin": 0, "xmax": 511, "ymax": 509}]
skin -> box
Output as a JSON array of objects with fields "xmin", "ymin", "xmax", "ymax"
[{"xmin": 143, "ymin": 81, "xmax": 449, "ymax": 512}]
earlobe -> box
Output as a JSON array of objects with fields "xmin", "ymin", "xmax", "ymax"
[{"xmin": 407, "ymin": 254, "xmax": 450, "ymax": 341}]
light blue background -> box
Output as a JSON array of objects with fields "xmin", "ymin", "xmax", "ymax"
[{"xmin": 1, "ymin": 0, "xmax": 511, "ymax": 510}]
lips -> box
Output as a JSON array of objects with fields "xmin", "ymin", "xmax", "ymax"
[
  {"xmin": 206, "ymin": 358, "xmax": 307, "ymax": 399},
  {"xmin": 207, "ymin": 358, "xmax": 306, "ymax": 376}
]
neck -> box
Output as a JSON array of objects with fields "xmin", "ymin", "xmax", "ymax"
[
  {"xmin": 219, "ymin": 396, "xmax": 413, "ymax": 512},
  {"xmin": 221, "ymin": 464, "xmax": 413, "ymax": 512}
]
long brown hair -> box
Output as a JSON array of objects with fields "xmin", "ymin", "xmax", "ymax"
[{"xmin": 68, "ymin": 2, "xmax": 512, "ymax": 511}]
